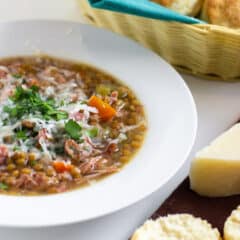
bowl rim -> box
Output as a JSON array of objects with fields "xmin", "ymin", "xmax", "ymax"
[{"xmin": 0, "ymin": 19, "xmax": 198, "ymax": 228}]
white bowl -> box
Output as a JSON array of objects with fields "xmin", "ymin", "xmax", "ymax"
[{"xmin": 0, "ymin": 20, "xmax": 197, "ymax": 227}]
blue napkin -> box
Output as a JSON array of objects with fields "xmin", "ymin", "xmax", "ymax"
[{"xmin": 88, "ymin": 0, "xmax": 204, "ymax": 24}]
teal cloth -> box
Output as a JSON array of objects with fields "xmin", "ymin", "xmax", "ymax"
[{"xmin": 88, "ymin": 0, "xmax": 204, "ymax": 24}]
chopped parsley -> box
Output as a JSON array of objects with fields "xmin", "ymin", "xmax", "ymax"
[
  {"xmin": 16, "ymin": 130, "xmax": 27, "ymax": 140},
  {"xmin": 60, "ymin": 100, "xmax": 65, "ymax": 106},
  {"xmin": 3, "ymin": 86, "xmax": 68, "ymax": 121},
  {"xmin": 3, "ymin": 105, "xmax": 18, "ymax": 117},
  {"xmin": 0, "ymin": 183, "xmax": 8, "ymax": 190},
  {"xmin": 13, "ymin": 146, "xmax": 21, "ymax": 151},
  {"xmin": 65, "ymin": 120, "xmax": 82, "ymax": 140},
  {"xmin": 46, "ymin": 109, "xmax": 68, "ymax": 121},
  {"xmin": 12, "ymin": 73, "xmax": 22, "ymax": 79},
  {"xmin": 86, "ymin": 127, "xmax": 98, "ymax": 138}
]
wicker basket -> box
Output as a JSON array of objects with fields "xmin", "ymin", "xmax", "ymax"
[{"xmin": 80, "ymin": 0, "xmax": 240, "ymax": 81}]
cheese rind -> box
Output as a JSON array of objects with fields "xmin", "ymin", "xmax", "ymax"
[{"xmin": 190, "ymin": 123, "xmax": 240, "ymax": 197}]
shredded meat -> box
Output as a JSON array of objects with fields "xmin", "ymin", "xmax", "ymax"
[
  {"xmin": 44, "ymin": 66, "xmax": 67, "ymax": 83},
  {"xmin": 0, "ymin": 145, "xmax": 8, "ymax": 165},
  {"xmin": 70, "ymin": 111, "xmax": 84, "ymax": 121},
  {"xmin": 55, "ymin": 182, "xmax": 68, "ymax": 193},
  {"xmin": 80, "ymin": 157, "xmax": 117, "ymax": 176},
  {"xmin": 84, "ymin": 166, "xmax": 118, "ymax": 180},
  {"xmin": 0, "ymin": 69, "xmax": 7, "ymax": 79},
  {"xmin": 15, "ymin": 172, "xmax": 56, "ymax": 191},
  {"xmin": 15, "ymin": 174, "xmax": 38, "ymax": 189},
  {"xmin": 37, "ymin": 128, "xmax": 51, "ymax": 141},
  {"xmin": 105, "ymin": 143, "xmax": 119, "ymax": 154},
  {"xmin": 64, "ymin": 139, "xmax": 81, "ymax": 162},
  {"xmin": 109, "ymin": 91, "xmax": 118, "ymax": 104}
]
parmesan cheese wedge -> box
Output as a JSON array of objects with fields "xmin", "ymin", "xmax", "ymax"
[{"xmin": 190, "ymin": 123, "xmax": 240, "ymax": 197}]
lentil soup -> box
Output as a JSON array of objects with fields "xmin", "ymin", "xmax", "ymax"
[{"xmin": 0, "ymin": 56, "xmax": 146, "ymax": 195}]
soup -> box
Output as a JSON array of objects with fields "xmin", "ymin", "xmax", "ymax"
[{"xmin": 0, "ymin": 56, "xmax": 146, "ymax": 195}]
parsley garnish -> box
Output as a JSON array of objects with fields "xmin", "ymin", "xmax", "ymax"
[
  {"xmin": 3, "ymin": 86, "xmax": 68, "ymax": 121},
  {"xmin": 86, "ymin": 127, "xmax": 98, "ymax": 138},
  {"xmin": 65, "ymin": 120, "xmax": 82, "ymax": 140},
  {"xmin": 0, "ymin": 183, "xmax": 8, "ymax": 190},
  {"xmin": 16, "ymin": 130, "xmax": 27, "ymax": 140},
  {"xmin": 12, "ymin": 74, "xmax": 22, "ymax": 79},
  {"xmin": 3, "ymin": 105, "xmax": 18, "ymax": 117},
  {"xmin": 46, "ymin": 109, "xmax": 68, "ymax": 121},
  {"xmin": 13, "ymin": 146, "xmax": 21, "ymax": 151}
]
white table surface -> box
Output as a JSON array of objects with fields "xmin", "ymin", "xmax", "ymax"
[{"xmin": 1, "ymin": 1, "xmax": 240, "ymax": 239}]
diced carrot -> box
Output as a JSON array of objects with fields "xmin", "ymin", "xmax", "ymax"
[
  {"xmin": 88, "ymin": 95, "xmax": 116, "ymax": 121},
  {"xmin": 53, "ymin": 161, "xmax": 72, "ymax": 173}
]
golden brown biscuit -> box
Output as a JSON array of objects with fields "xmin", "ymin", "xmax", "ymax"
[
  {"xmin": 224, "ymin": 206, "xmax": 240, "ymax": 240},
  {"xmin": 131, "ymin": 214, "xmax": 222, "ymax": 240},
  {"xmin": 151, "ymin": 0, "xmax": 203, "ymax": 16},
  {"xmin": 201, "ymin": 0, "xmax": 240, "ymax": 28}
]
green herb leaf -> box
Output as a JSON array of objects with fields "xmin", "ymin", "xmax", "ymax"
[
  {"xmin": 60, "ymin": 100, "xmax": 65, "ymax": 106},
  {"xmin": 65, "ymin": 120, "xmax": 82, "ymax": 140},
  {"xmin": 12, "ymin": 74, "xmax": 22, "ymax": 79},
  {"xmin": 30, "ymin": 85, "xmax": 39, "ymax": 92},
  {"xmin": 16, "ymin": 130, "xmax": 27, "ymax": 140},
  {"xmin": 3, "ymin": 106, "xmax": 18, "ymax": 117},
  {"xmin": 47, "ymin": 109, "xmax": 68, "ymax": 120},
  {"xmin": 3, "ymin": 86, "xmax": 68, "ymax": 121},
  {"xmin": 13, "ymin": 146, "xmax": 21, "ymax": 151},
  {"xmin": 56, "ymin": 112, "xmax": 68, "ymax": 120},
  {"xmin": 86, "ymin": 127, "xmax": 98, "ymax": 138},
  {"xmin": 0, "ymin": 183, "xmax": 8, "ymax": 190}
]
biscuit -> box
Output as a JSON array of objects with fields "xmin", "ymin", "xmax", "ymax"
[
  {"xmin": 201, "ymin": 0, "xmax": 240, "ymax": 28},
  {"xmin": 152, "ymin": 0, "xmax": 203, "ymax": 16},
  {"xmin": 224, "ymin": 206, "xmax": 240, "ymax": 240},
  {"xmin": 131, "ymin": 214, "xmax": 221, "ymax": 240}
]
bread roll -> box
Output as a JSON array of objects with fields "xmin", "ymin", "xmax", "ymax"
[
  {"xmin": 132, "ymin": 214, "xmax": 221, "ymax": 240},
  {"xmin": 151, "ymin": 0, "xmax": 203, "ymax": 16},
  {"xmin": 224, "ymin": 206, "xmax": 240, "ymax": 240},
  {"xmin": 201, "ymin": 0, "xmax": 240, "ymax": 28}
]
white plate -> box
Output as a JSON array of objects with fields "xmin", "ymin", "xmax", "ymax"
[{"xmin": 0, "ymin": 20, "xmax": 197, "ymax": 227}]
